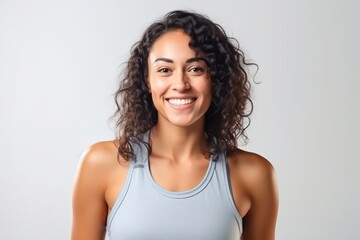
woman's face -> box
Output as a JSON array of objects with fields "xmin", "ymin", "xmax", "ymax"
[{"xmin": 147, "ymin": 30, "xmax": 212, "ymax": 128}]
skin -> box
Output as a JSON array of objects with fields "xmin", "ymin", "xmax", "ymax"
[{"xmin": 72, "ymin": 30, "xmax": 278, "ymax": 240}]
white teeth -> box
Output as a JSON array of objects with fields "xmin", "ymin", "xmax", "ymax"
[{"xmin": 168, "ymin": 98, "xmax": 194, "ymax": 106}]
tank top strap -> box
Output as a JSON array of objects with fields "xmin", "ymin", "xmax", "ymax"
[
  {"xmin": 214, "ymin": 151, "xmax": 243, "ymax": 233},
  {"xmin": 107, "ymin": 131, "xmax": 149, "ymax": 228},
  {"xmin": 106, "ymin": 158, "xmax": 135, "ymax": 229}
]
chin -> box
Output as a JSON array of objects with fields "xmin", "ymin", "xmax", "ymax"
[{"xmin": 166, "ymin": 117, "xmax": 204, "ymax": 128}]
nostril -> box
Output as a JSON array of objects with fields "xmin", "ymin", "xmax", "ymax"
[
  {"xmin": 172, "ymin": 80, "xmax": 190, "ymax": 91},
  {"xmin": 173, "ymin": 84, "xmax": 190, "ymax": 91}
]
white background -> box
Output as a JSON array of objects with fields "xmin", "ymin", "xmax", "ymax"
[{"xmin": 0, "ymin": 0, "xmax": 359, "ymax": 239}]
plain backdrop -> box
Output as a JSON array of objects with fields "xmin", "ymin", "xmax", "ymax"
[{"xmin": 0, "ymin": 0, "xmax": 359, "ymax": 239}]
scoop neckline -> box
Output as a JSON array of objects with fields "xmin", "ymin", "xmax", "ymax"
[{"xmin": 144, "ymin": 154, "xmax": 216, "ymax": 199}]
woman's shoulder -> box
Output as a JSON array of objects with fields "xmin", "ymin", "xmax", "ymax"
[
  {"xmin": 228, "ymin": 148, "xmax": 275, "ymax": 169},
  {"xmin": 75, "ymin": 140, "xmax": 129, "ymax": 184},
  {"xmin": 227, "ymin": 148, "xmax": 277, "ymax": 191},
  {"xmin": 80, "ymin": 140, "xmax": 120, "ymax": 167},
  {"xmin": 72, "ymin": 141, "xmax": 130, "ymax": 238}
]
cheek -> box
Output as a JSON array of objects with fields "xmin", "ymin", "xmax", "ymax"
[
  {"xmin": 148, "ymin": 78, "xmax": 169, "ymax": 102},
  {"xmin": 199, "ymin": 80, "xmax": 212, "ymax": 98}
]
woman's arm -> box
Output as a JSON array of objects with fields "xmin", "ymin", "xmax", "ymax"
[
  {"xmin": 71, "ymin": 144, "xmax": 112, "ymax": 240},
  {"xmin": 229, "ymin": 150, "xmax": 279, "ymax": 240}
]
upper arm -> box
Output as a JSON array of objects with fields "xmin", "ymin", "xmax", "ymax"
[
  {"xmin": 241, "ymin": 155, "xmax": 279, "ymax": 240},
  {"xmin": 229, "ymin": 151, "xmax": 279, "ymax": 240},
  {"xmin": 71, "ymin": 144, "xmax": 111, "ymax": 240}
]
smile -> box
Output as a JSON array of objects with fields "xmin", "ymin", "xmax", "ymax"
[{"xmin": 167, "ymin": 98, "xmax": 196, "ymax": 106}]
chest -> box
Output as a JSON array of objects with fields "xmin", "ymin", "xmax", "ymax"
[
  {"xmin": 148, "ymin": 156, "xmax": 210, "ymax": 192},
  {"xmin": 106, "ymin": 157, "xmax": 242, "ymax": 240},
  {"xmin": 108, "ymin": 182, "xmax": 241, "ymax": 240}
]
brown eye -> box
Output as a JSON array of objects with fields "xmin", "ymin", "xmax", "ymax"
[
  {"xmin": 158, "ymin": 68, "xmax": 171, "ymax": 73},
  {"xmin": 188, "ymin": 66, "xmax": 204, "ymax": 75},
  {"xmin": 191, "ymin": 67, "xmax": 202, "ymax": 72}
]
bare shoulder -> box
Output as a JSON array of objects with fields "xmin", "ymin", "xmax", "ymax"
[
  {"xmin": 72, "ymin": 140, "xmax": 127, "ymax": 240},
  {"xmin": 74, "ymin": 140, "xmax": 129, "ymax": 193},
  {"xmin": 79, "ymin": 140, "xmax": 120, "ymax": 169},
  {"xmin": 227, "ymin": 149, "xmax": 277, "ymax": 189}
]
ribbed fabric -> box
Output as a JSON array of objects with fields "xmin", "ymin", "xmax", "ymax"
[{"xmin": 107, "ymin": 133, "xmax": 242, "ymax": 240}]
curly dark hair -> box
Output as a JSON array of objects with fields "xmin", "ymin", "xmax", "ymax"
[{"xmin": 113, "ymin": 10, "xmax": 256, "ymax": 161}]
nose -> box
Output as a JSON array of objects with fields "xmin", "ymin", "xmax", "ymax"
[{"xmin": 172, "ymin": 70, "xmax": 190, "ymax": 91}]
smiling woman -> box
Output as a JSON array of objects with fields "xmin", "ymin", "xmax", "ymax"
[
  {"xmin": 147, "ymin": 30, "xmax": 212, "ymax": 129},
  {"xmin": 71, "ymin": 10, "xmax": 278, "ymax": 240}
]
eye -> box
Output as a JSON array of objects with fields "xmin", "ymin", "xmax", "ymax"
[
  {"xmin": 158, "ymin": 68, "xmax": 171, "ymax": 73},
  {"xmin": 188, "ymin": 66, "xmax": 205, "ymax": 75}
]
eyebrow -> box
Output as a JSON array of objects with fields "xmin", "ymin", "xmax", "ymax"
[{"xmin": 153, "ymin": 57, "xmax": 207, "ymax": 64}]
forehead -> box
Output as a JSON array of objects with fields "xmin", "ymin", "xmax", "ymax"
[{"xmin": 148, "ymin": 30, "xmax": 196, "ymax": 61}]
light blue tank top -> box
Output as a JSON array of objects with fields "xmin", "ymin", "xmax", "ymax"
[{"xmin": 106, "ymin": 136, "xmax": 242, "ymax": 239}]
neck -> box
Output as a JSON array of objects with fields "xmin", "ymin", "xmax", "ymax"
[{"xmin": 150, "ymin": 122, "xmax": 208, "ymax": 162}]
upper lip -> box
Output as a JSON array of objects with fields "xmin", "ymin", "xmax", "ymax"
[{"xmin": 165, "ymin": 96, "xmax": 196, "ymax": 100}]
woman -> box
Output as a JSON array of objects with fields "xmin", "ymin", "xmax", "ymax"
[{"xmin": 72, "ymin": 10, "xmax": 278, "ymax": 240}]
